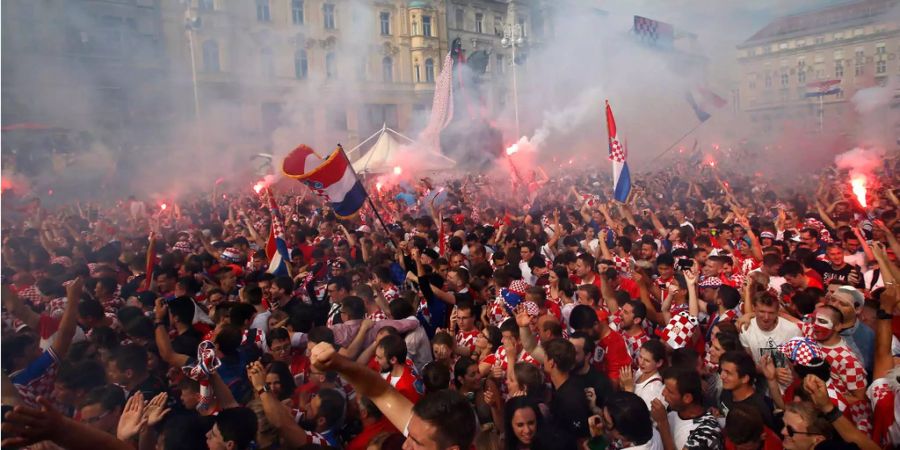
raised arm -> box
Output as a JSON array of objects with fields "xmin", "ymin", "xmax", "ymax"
[
  {"xmin": 52, "ymin": 277, "xmax": 84, "ymax": 358},
  {"xmin": 247, "ymin": 361, "xmax": 312, "ymax": 447},
  {"xmin": 1, "ymin": 285, "xmax": 40, "ymax": 331},
  {"xmin": 153, "ymin": 299, "xmax": 190, "ymax": 367},
  {"xmin": 310, "ymin": 342, "xmax": 414, "ymax": 432}
]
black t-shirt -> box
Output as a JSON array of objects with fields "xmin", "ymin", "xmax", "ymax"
[
  {"xmin": 572, "ymin": 365, "xmax": 615, "ymax": 408},
  {"xmin": 172, "ymin": 327, "xmax": 202, "ymax": 356},
  {"xmin": 549, "ymin": 376, "xmax": 592, "ymax": 439},
  {"xmin": 819, "ymin": 263, "xmax": 863, "ymax": 288},
  {"xmin": 720, "ymin": 389, "xmax": 779, "ymax": 432},
  {"xmin": 128, "ymin": 374, "xmax": 167, "ymax": 400}
]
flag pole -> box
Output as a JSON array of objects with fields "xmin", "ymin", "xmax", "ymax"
[
  {"xmin": 337, "ymin": 144, "xmax": 394, "ymax": 238},
  {"xmin": 649, "ymin": 121, "xmax": 705, "ymax": 164}
]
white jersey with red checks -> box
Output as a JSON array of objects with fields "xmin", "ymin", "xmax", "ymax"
[
  {"xmin": 623, "ymin": 330, "xmax": 650, "ymax": 371},
  {"xmin": 382, "ymin": 286, "xmax": 400, "ymax": 303},
  {"xmin": 820, "ymin": 340, "xmax": 867, "ymax": 393},
  {"xmin": 868, "ymin": 377, "xmax": 900, "ymax": 448},
  {"xmin": 455, "ymin": 329, "xmax": 480, "ymax": 354},
  {"xmin": 366, "ymin": 309, "xmax": 388, "ymax": 322}
]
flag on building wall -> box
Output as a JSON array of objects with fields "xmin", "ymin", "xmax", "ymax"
[
  {"xmin": 282, "ymin": 144, "xmax": 368, "ymax": 218},
  {"xmin": 606, "ymin": 101, "xmax": 631, "ymax": 203},
  {"xmin": 805, "ymin": 79, "xmax": 842, "ymax": 97}
]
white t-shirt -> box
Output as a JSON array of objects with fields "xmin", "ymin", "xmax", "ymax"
[
  {"xmin": 623, "ymin": 429, "xmax": 663, "ymax": 450},
  {"xmin": 739, "ymin": 317, "xmax": 801, "ymax": 363},
  {"xmin": 634, "ymin": 371, "xmax": 665, "ymax": 410}
]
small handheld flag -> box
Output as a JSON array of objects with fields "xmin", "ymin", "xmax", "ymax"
[
  {"xmin": 264, "ymin": 188, "xmax": 291, "ymax": 277},
  {"xmin": 606, "ymin": 101, "xmax": 631, "ymax": 203}
]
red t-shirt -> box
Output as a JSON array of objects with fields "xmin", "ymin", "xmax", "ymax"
[
  {"xmin": 724, "ymin": 426, "xmax": 783, "ymax": 450},
  {"xmin": 617, "ymin": 278, "xmax": 641, "ymax": 300},
  {"xmin": 346, "ymin": 417, "xmax": 399, "ymax": 450},
  {"xmin": 382, "ymin": 365, "xmax": 423, "ymax": 403},
  {"xmin": 596, "ymin": 330, "xmax": 632, "ymax": 380}
]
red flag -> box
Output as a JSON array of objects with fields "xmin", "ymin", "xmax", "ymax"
[
  {"xmin": 438, "ymin": 214, "xmax": 446, "ymax": 257},
  {"xmin": 142, "ymin": 232, "xmax": 157, "ymax": 291}
]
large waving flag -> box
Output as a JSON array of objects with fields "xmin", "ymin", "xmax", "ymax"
[
  {"xmin": 282, "ymin": 144, "xmax": 368, "ymax": 218},
  {"xmin": 805, "ymin": 79, "xmax": 841, "ymax": 97},
  {"xmin": 264, "ymin": 188, "xmax": 291, "ymax": 277},
  {"xmin": 606, "ymin": 100, "xmax": 631, "ymax": 203},
  {"xmin": 686, "ymin": 86, "xmax": 727, "ymax": 122}
]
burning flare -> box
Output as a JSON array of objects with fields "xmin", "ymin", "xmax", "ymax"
[
  {"xmin": 393, "ymin": 166, "xmax": 403, "ymax": 176},
  {"xmin": 253, "ymin": 182, "xmax": 265, "ymax": 194},
  {"xmin": 850, "ymin": 174, "xmax": 868, "ymax": 208},
  {"xmin": 160, "ymin": 203, "xmax": 168, "ymax": 211}
]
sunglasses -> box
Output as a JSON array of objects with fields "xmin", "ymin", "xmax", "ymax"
[{"xmin": 785, "ymin": 425, "xmax": 821, "ymax": 438}]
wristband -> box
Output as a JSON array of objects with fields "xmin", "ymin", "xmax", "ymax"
[
  {"xmin": 876, "ymin": 309, "xmax": 894, "ymax": 320},
  {"xmin": 256, "ymin": 385, "xmax": 270, "ymax": 396},
  {"xmin": 823, "ymin": 406, "xmax": 842, "ymax": 423}
]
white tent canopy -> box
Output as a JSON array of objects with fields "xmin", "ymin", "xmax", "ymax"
[{"xmin": 348, "ymin": 124, "xmax": 456, "ymax": 174}]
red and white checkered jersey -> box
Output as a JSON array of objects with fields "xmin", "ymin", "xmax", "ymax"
[
  {"xmin": 623, "ymin": 330, "xmax": 650, "ymax": 371},
  {"xmin": 366, "ymin": 309, "xmax": 388, "ymax": 322},
  {"xmin": 455, "ymin": 329, "xmax": 480, "ymax": 354},
  {"xmin": 820, "ymin": 340, "xmax": 867, "ymax": 393}
]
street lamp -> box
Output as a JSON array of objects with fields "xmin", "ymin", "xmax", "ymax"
[
  {"xmin": 184, "ymin": 9, "xmax": 202, "ymax": 119},
  {"xmin": 501, "ymin": 23, "xmax": 526, "ymax": 139}
]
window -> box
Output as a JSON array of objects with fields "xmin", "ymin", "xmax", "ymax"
[
  {"xmin": 323, "ymin": 4, "xmax": 335, "ymax": 29},
  {"xmin": 765, "ymin": 74, "xmax": 772, "ymax": 88},
  {"xmin": 855, "ymin": 60, "xmax": 864, "ymax": 76},
  {"xmin": 412, "ymin": 20, "xmax": 418, "ymax": 35},
  {"xmin": 382, "ymin": 57, "xmax": 393, "ymax": 82},
  {"xmin": 456, "ymin": 8, "xmax": 464, "ymax": 29},
  {"xmin": 422, "ymin": 15, "xmax": 432, "ymax": 36},
  {"xmin": 292, "ymin": 0, "xmax": 304, "ymax": 25},
  {"xmin": 494, "ymin": 15, "xmax": 503, "ymax": 35},
  {"xmin": 876, "ymin": 43, "xmax": 886, "ymax": 54},
  {"xmin": 202, "ymin": 40, "xmax": 219, "ymax": 72},
  {"xmin": 855, "ymin": 47, "xmax": 864, "ymax": 59},
  {"xmin": 877, "ymin": 59, "xmax": 887, "ymax": 74},
  {"xmin": 414, "ymin": 63, "xmax": 420, "ymax": 82},
  {"xmin": 475, "ymin": 13, "xmax": 483, "ymax": 33},
  {"xmin": 256, "ymin": 0, "xmax": 270, "ymax": 22},
  {"xmin": 199, "ymin": 0, "xmax": 214, "ymax": 11},
  {"xmin": 798, "ymin": 69, "xmax": 806, "ymax": 83},
  {"xmin": 496, "ymin": 54, "xmax": 504, "ymax": 74},
  {"xmin": 261, "ymin": 47, "xmax": 274, "ymax": 77},
  {"xmin": 294, "ymin": 49, "xmax": 308, "ymax": 79},
  {"xmin": 425, "ymin": 58, "xmax": 434, "ymax": 82},
  {"xmin": 326, "ymin": 52, "xmax": 336, "ymax": 78},
  {"xmin": 835, "ymin": 61, "xmax": 844, "ymax": 78},
  {"xmin": 833, "ymin": 50, "xmax": 843, "ymax": 60},
  {"xmin": 379, "ymin": 12, "xmax": 390, "ymax": 35},
  {"xmin": 781, "ymin": 72, "xmax": 789, "ymax": 87}
]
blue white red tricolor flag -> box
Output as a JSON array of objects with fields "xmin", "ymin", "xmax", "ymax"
[
  {"xmin": 264, "ymin": 188, "xmax": 291, "ymax": 277},
  {"xmin": 282, "ymin": 144, "xmax": 368, "ymax": 218},
  {"xmin": 686, "ymin": 86, "xmax": 727, "ymax": 122},
  {"xmin": 606, "ymin": 101, "xmax": 631, "ymax": 203},
  {"xmin": 805, "ymin": 79, "xmax": 842, "ymax": 97}
]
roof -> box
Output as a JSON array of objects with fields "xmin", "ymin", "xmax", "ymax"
[
  {"xmin": 348, "ymin": 125, "xmax": 456, "ymax": 174},
  {"xmin": 740, "ymin": 0, "xmax": 899, "ymax": 47}
]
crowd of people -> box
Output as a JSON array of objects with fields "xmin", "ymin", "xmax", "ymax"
[{"xmin": 1, "ymin": 156, "xmax": 899, "ymax": 450}]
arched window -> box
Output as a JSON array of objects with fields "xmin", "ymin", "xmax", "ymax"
[
  {"xmin": 425, "ymin": 58, "xmax": 435, "ymax": 82},
  {"xmin": 326, "ymin": 52, "xmax": 336, "ymax": 78},
  {"xmin": 294, "ymin": 49, "xmax": 308, "ymax": 79},
  {"xmin": 382, "ymin": 57, "xmax": 393, "ymax": 82},
  {"xmin": 202, "ymin": 40, "xmax": 220, "ymax": 72}
]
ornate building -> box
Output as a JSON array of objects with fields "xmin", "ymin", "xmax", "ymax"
[
  {"xmin": 736, "ymin": 0, "xmax": 900, "ymax": 144},
  {"xmin": 160, "ymin": 0, "xmax": 452, "ymax": 151}
]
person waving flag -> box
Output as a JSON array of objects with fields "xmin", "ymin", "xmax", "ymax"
[{"xmin": 606, "ymin": 100, "xmax": 631, "ymax": 203}]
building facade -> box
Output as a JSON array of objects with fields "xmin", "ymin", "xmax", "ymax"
[
  {"xmin": 736, "ymin": 0, "xmax": 900, "ymax": 143},
  {"xmin": 159, "ymin": 0, "xmax": 455, "ymax": 152},
  {"xmin": 1, "ymin": 0, "xmax": 171, "ymax": 147}
]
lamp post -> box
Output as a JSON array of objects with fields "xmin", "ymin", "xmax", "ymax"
[
  {"xmin": 184, "ymin": 9, "xmax": 202, "ymax": 119},
  {"xmin": 501, "ymin": 23, "xmax": 526, "ymax": 139}
]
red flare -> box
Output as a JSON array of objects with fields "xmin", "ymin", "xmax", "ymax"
[
  {"xmin": 850, "ymin": 175, "xmax": 868, "ymax": 208},
  {"xmin": 253, "ymin": 182, "xmax": 264, "ymax": 194},
  {"xmin": 160, "ymin": 203, "xmax": 168, "ymax": 211}
]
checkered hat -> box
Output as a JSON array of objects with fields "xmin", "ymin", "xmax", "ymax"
[
  {"xmin": 173, "ymin": 241, "xmax": 193, "ymax": 254},
  {"xmin": 802, "ymin": 218, "xmax": 833, "ymax": 243},
  {"xmin": 777, "ymin": 337, "xmax": 826, "ymax": 367},
  {"xmin": 699, "ymin": 277, "xmax": 722, "ymax": 288},
  {"xmin": 660, "ymin": 312, "xmax": 698, "ymax": 349},
  {"xmin": 509, "ymin": 279, "xmax": 530, "ymax": 297},
  {"xmin": 220, "ymin": 248, "xmax": 243, "ymax": 264},
  {"xmin": 522, "ymin": 301, "xmax": 540, "ymax": 317},
  {"xmin": 725, "ymin": 274, "xmax": 745, "ymax": 288}
]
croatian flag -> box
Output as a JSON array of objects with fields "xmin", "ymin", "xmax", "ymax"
[
  {"xmin": 282, "ymin": 144, "xmax": 368, "ymax": 218},
  {"xmin": 606, "ymin": 101, "xmax": 631, "ymax": 203},
  {"xmin": 686, "ymin": 87, "xmax": 727, "ymax": 122},
  {"xmin": 805, "ymin": 80, "xmax": 841, "ymax": 97},
  {"xmin": 264, "ymin": 189, "xmax": 291, "ymax": 277}
]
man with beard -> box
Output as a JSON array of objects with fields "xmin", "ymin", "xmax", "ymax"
[
  {"xmin": 376, "ymin": 334, "xmax": 423, "ymax": 403},
  {"xmin": 569, "ymin": 331, "xmax": 614, "ymax": 414},
  {"xmin": 619, "ymin": 301, "xmax": 650, "ymax": 370},
  {"xmin": 569, "ymin": 304, "xmax": 631, "ymax": 388},
  {"xmin": 298, "ymin": 387, "xmax": 346, "ymax": 448}
]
